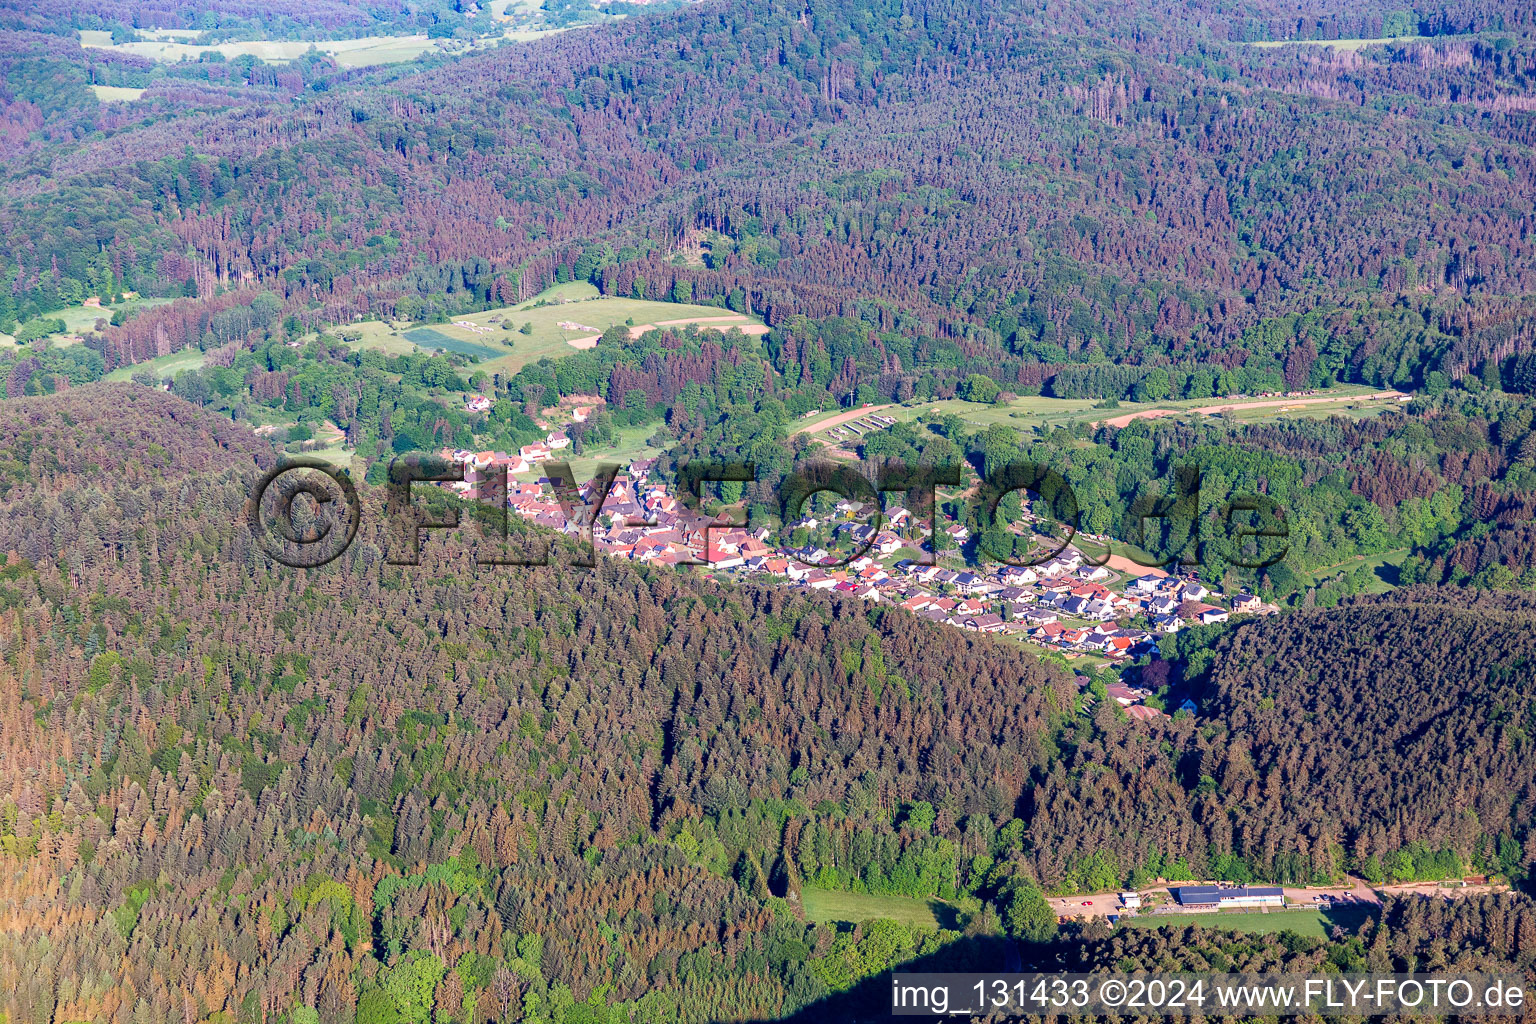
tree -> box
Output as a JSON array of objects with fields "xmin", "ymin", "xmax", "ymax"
[
  {"xmin": 170, "ymin": 370, "xmax": 213, "ymax": 406},
  {"xmin": 958, "ymin": 374, "xmax": 1000, "ymax": 403},
  {"xmin": 1003, "ymin": 879, "xmax": 1056, "ymax": 942},
  {"xmin": 903, "ymin": 802, "xmax": 935, "ymax": 834}
]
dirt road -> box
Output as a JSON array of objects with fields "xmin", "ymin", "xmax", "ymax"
[
  {"xmin": 1095, "ymin": 391, "xmax": 1408, "ymax": 429},
  {"xmin": 793, "ymin": 404, "xmax": 896, "ymax": 437},
  {"xmin": 1099, "ymin": 552, "xmax": 1167, "ymax": 577},
  {"xmin": 627, "ymin": 315, "xmax": 771, "ymax": 339}
]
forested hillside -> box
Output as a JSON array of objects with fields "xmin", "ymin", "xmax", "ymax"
[
  {"xmin": 1185, "ymin": 588, "xmax": 1536, "ymax": 884},
  {"xmin": 5, "ymin": 0, "xmax": 1536, "ymax": 607},
  {"xmin": 0, "ymin": 388, "xmax": 1069, "ymax": 1023},
  {"xmin": 3, "ymin": 0, "xmax": 1536, "ymax": 395},
  {"xmin": 6, "ymin": 389, "xmax": 1536, "ymax": 1022},
  {"xmin": 7, "ymin": 0, "xmax": 1536, "ymax": 1021}
]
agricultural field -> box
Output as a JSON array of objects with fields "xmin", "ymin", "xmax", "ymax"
[
  {"xmin": 401, "ymin": 327, "xmax": 511, "ymax": 361},
  {"xmin": 800, "ymin": 888, "xmax": 956, "ymax": 930},
  {"xmin": 80, "ymin": 28, "xmax": 433, "ymax": 64}
]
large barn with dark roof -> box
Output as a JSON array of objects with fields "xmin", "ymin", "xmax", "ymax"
[{"xmin": 1172, "ymin": 885, "xmax": 1285, "ymax": 908}]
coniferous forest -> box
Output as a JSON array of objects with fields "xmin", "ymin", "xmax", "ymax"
[
  {"xmin": 8, "ymin": 388, "xmax": 1536, "ymax": 1020},
  {"xmin": 6, "ymin": 0, "xmax": 1536, "ymax": 1021}
]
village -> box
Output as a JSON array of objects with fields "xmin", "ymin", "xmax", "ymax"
[{"xmin": 436, "ymin": 401, "xmax": 1277, "ymax": 720}]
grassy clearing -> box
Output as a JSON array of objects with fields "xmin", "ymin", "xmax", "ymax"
[
  {"xmin": 1215, "ymin": 395, "xmax": 1402, "ymax": 425},
  {"xmin": 1070, "ymin": 533, "xmax": 1164, "ymax": 571},
  {"xmin": 512, "ymin": 281, "xmax": 601, "ymax": 307},
  {"xmin": 1248, "ymin": 35, "xmax": 1432, "ymax": 51},
  {"xmin": 800, "ymin": 888, "xmax": 953, "ymax": 930},
  {"xmin": 90, "ymin": 85, "xmax": 145, "ymax": 101},
  {"xmin": 1124, "ymin": 905, "xmax": 1374, "ymax": 938},
  {"xmin": 792, "ymin": 408, "xmax": 854, "ymax": 432},
  {"xmin": 103, "ymin": 348, "xmax": 206, "ymax": 382},
  {"xmin": 339, "ymin": 321, "xmax": 418, "ymax": 357},
  {"xmin": 17, "ymin": 297, "xmax": 175, "ymax": 345},
  {"xmin": 339, "ymin": 294, "xmax": 762, "ymax": 376},
  {"xmin": 437, "ymin": 296, "xmax": 763, "ymax": 377},
  {"xmin": 874, "ymin": 385, "xmax": 1399, "ymax": 439},
  {"xmin": 1302, "ymin": 548, "xmax": 1410, "ymax": 593},
  {"xmin": 402, "ymin": 327, "xmax": 513, "ymax": 361},
  {"xmin": 82, "ymin": 32, "xmax": 432, "ymax": 65},
  {"xmin": 563, "ymin": 424, "xmax": 664, "ymax": 479},
  {"xmin": 58, "ymin": 297, "xmax": 175, "ymax": 332},
  {"xmin": 80, "ymin": 26, "xmax": 564, "ymax": 68},
  {"xmin": 887, "ymin": 395, "xmax": 1135, "ymax": 435},
  {"xmin": 300, "ymin": 444, "xmax": 356, "ymax": 469}
]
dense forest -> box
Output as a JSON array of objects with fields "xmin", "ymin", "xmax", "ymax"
[
  {"xmin": 6, "ymin": 0, "xmax": 1536, "ymax": 1020},
  {"xmin": 3, "ymin": 0, "xmax": 1536, "ymax": 393},
  {"xmin": 7, "ymin": 387, "xmax": 1536, "ymax": 1023}
]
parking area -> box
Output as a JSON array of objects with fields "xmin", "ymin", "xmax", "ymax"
[
  {"xmin": 1283, "ymin": 882, "xmax": 1380, "ymax": 907},
  {"xmin": 1050, "ymin": 892, "xmax": 1139, "ymax": 919}
]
